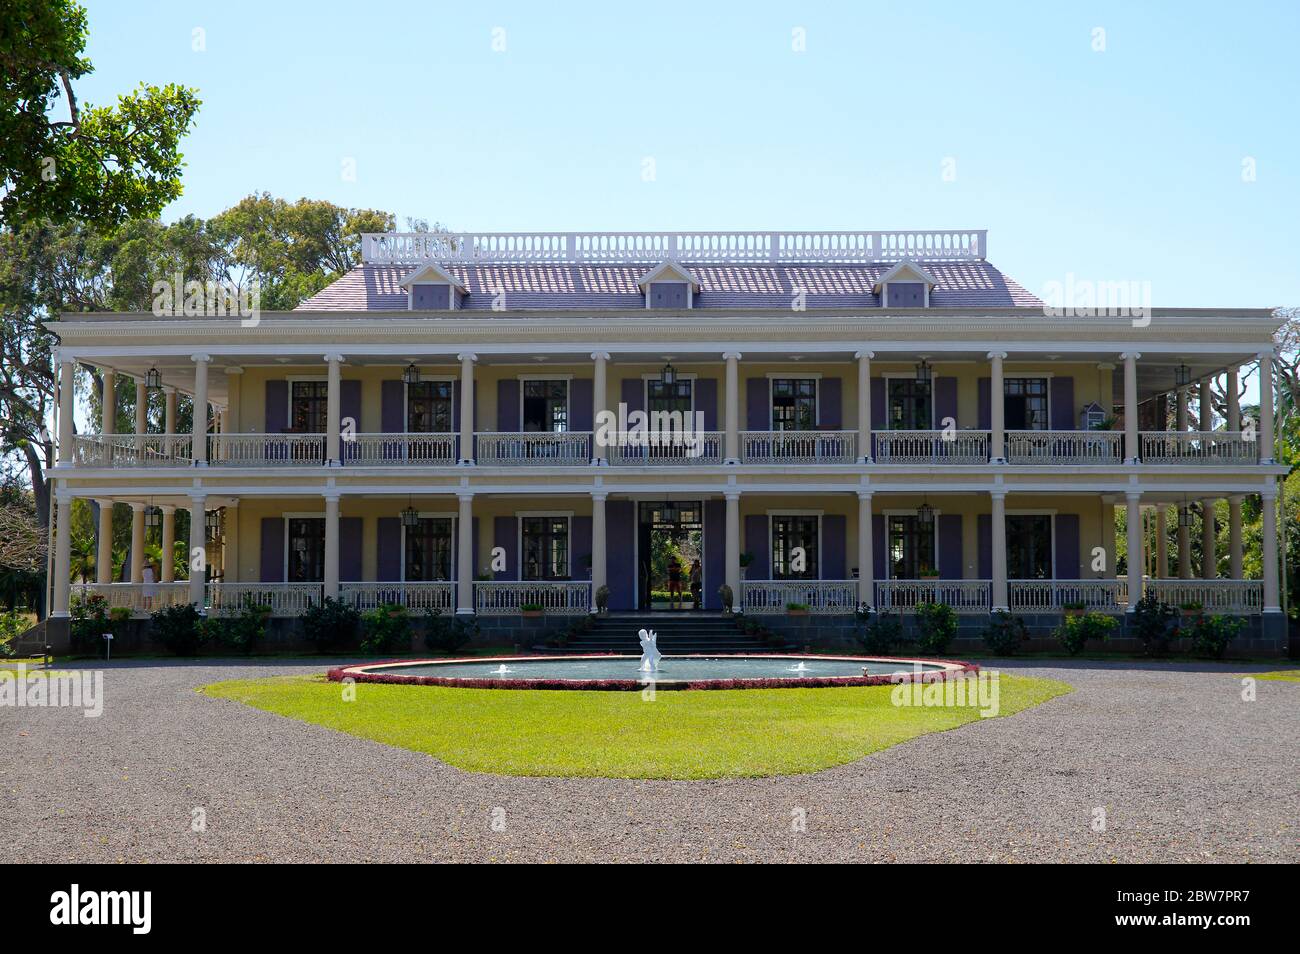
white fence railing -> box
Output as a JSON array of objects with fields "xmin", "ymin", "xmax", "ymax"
[
  {"xmin": 874, "ymin": 430, "xmax": 990, "ymax": 465},
  {"xmin": 1146, "ymin": 580, "xmax": 1264, "ymax": 614},
  {"xmin": 1008, "ymin": 579, "xmax": 1127, "ymax": 612},
  {"xmin": 206, "ymin": 583, "xmax": 322, "ymax": 617},
  {"xmin": 473, "ymin": 581, "xmax": 591, "ymax": 616},
  {"xmin": 344, "ymin": 433, "xmax": 457, "ymax": 466},
  {"xmin": 475, "ymin": 432, "xmax": 592, "ymax": 466},
  {"xmin": 72, "ymin": 434, "xmax": 193, "ymax": 467},
  {"xmin": 1140, "ymin": 432, "xmax": 1258, "ymax": 464},
  {"xmin": 741, "ymin": 431, "xmax": 858, "ymax": 464},
  {"xmin": 1006, "ymin": 430, "xmax": 1123, "ymax": 465},
  {"xmin": 70, "ymin": 582, "xmax": 191, "ymax": 617},
  {"xmin": 361, "ymin": 229, "xmax": 986, "ymax": 265},
  {"xmin": 209, "ymin": 434, "xmax": 326, "ymax": 466},
  {"xmin": 340, "ymin": 582, "xmax": 454, "ymax": 613},
  {"xmin": 741, "ymin": 580, "xmax": 858, "ymax": 615},
  {"xmin": 605, "ymin": 431, "xmax": 724, "ymax": 465},
  {"xmin": 875, "ymin": 580, "xmax": 992, "ymax": 614}
]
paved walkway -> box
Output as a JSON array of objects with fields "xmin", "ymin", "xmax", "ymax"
[{"xmin": 1, "ymin": 659, "xmax": 1295, "ymax": 862}]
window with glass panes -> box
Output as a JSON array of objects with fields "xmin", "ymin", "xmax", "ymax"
[
  {"xmin": 1006, "ymin": 514, "xmax": 1052, "ymax": 579},
  {"xmin": 290, "ymin": 381, "xmax": 329, "ymax": 432},
  {"xmin": 1004, "ymin": 377, "xmax": 1049, "ymax": 431},
  {"xmin": 404, "ymin": 517, "xmax": 453, "ymax": 581},
  {"xmin": 887, "ymin": 515, "xmax": 936, "ymax": 578},
  {"xmin": 772, "ymin": 515, "xmax": 819, "ymax": 579},
  {"xmin": 286, "ymin": 518, "xmax": 325, "ymax": 582},
  {"xmin": 888, "ymin": 378, "xmax": 932, "ymax": 429},
  {"xmin": 521, "ymin": 516, "xmax": 570, "ymax": 580},
  {"xmin": 407, "ymin": 381, "xmax": 453, "ymax": 433},
  {"xmin": 522, "ymin": 380, "xmax": 569, "ymax": 432},
  {"xmin": 771, "ymin": 379, "xmax": 817, "ymax": 430}
]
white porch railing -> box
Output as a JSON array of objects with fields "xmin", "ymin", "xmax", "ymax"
[
  {"xmin": 344, "ymin": 433, "xmax": 457, "ymax": 466},
  {"xmin": 361, "ymin": 229, "xmax": 986, "ymax": 265},
  {"xmin": 72, "ymin": 434, "xmax": 193, "ymax": 467},
  {"xmin": 874, "ymin": 430, "xmax": 990, "ymax": 465},
  {"xmin": 70, "ymin": 582, "xmax": 191, "ymax": 617},
  {"xmin": 475, "ymin": 432, "xmax": 592, "ymax": 466},
  {"xmin": 876, "ymin": 580, "xmax": 992, "ymax": 614},
  {"xmin": 1009, "ymin": 579, "xmax": 1127, "ymax": 612},
  {"xmin": 1146, "ymin": 580, "xmax": 1263, "ymax": 614},
  {"xmin": 741, "ymin": 431, "xmax": 858, "ymax": 464},
  {"xmin": 741, "ymin": 580, "xmax": 858, "ymax": 615},
  {"xmin": 606, "ymin": 431, "xmax": 724, "ymax": 465},
  {"xmin": 209, "ymin": 434, "xmax": 326, "ymax": 466},
  {"xmin": 1006, "ymin": 430, "xmax": 1123, "ymax": 465},
  {"xmin": 340, "ymin": 581, "xmax": 454, "ymax": 613},
  {"xmin": 1140, "ymin": 432, "xmax": 1258, "ymax": 464},
  {"xmin": 207, "ymin": 583, "xmax": 322, "ymax": 617},
  {"xmin": 473, "ymin": 581, "xmax": 591, "ymax": 616}
]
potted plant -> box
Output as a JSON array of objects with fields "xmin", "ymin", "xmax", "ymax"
[
  {"xmin": 594, "ymin": 584, "xmax": 610, "ymax": 614},
  {"xmin": 718, "ymin": 583, "xmax": 734, "ymax": 613},
  {"xmin": 918, "ymin": 565, "xmax": 941, "ymax": 579},
  {"xmin": 785, "ymin": 601, "xmax": 810, "ymax": 617},
  {"xmin": 1062, "ymin": 600, "xmax": 1087, "ymax": 618},
  {"xmin": 739, "ymin": 552, "xmax": 753, "ymax": 578},
  {"xmin": 1179, "ymin": 600, "xmax": 1204, "ymax": 620},
  {"xmin": 520, "ymin": 602, "xmax": 545, "ymax": 619}
]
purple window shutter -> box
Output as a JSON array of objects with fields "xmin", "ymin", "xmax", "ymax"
[
  {"xmin": 744, "ymin": 514, "xmax": 769, "ymax": 579},
  {"xmin": 570, "ymin": 378, "xmax": 593, "ymax": 432},
  {"xmin": 746, "ymin": 377, "xmax": 768, "ymax": 430},
  {"xmin": 606, "ymin": 501, "xmax": 635, "ymax": 610},
  {"xmin": 978, "ymin": 514, "xmax": 992, "ymax": 580},
  {"xmin": 376, "ymin": 518, "xmax": 401, "ymax": 581},
  {"xmin": 339, "ymin": 517, "xmax": 362, "ymax": 582},
  {"xmin": 1054, "ymin": 514, "xmax": 1080, "ymax": 579},
  {"xmin": 695, "ymin": 378, "xmax": 717, "ymax": 431},
  {"xmin": 938, "ymin": 514, "xmax": 963, "ymax": 580},
  {"xmin": 381, "ymin": 380, "xmax": 404, "ymax": 432},
  {"xmin": 704, "ymin": 500, "xmax": 724, "ymax": 609},
  {"xmin": 493, "ymin": 516, "xmax": 516, "ymax": 580},
  {"xmin": 872, "ymin": 514, "xmax": 886, "ymax": 581},
  {"xmin": 412, "ymin": 284, "xmax": 450, "ymax": 309},
  {"xmin": 497, "ymin": 379, "xmax": 520, "ymax": 431},
  {"xmin": 820, "ymin": 377, "xmax": 842, "ymax": 429},
  {"xmin": 822, "ymin": 514, "xmax": 846, "ymax": 579},
  {"xmin": 265, "ymin": 380, "xmax": 288, "ymax": 433},
  {"xmin": 572, "ymin": 516, "xmax": 592, "ymax": 580},
  {"xmin": 934, "ymin": 377, "xmax": 958, "ymax": 429},
  {"xmin": 870, "ymin": 378, "xmax": 886, "ymax": 456},
  {"xmin": 888, "ymin": 282, "xmax": 924, "ymax": 307},
  {"xmin": 649, "ymin": 282, "xmax": 687, "ymax": 308},
  {"xmin": 977, "ymin": 378, "xmax": 991, "ymax": 430},
  {"xmin": 1050, "ymin": 377, "xmax": 1075, "ymax": 430},
  {"xmin": 620, "ymin": 377, "xmax": 643, "ymax": 413},
  {"xmin": 259, "ymin": 518, "xmax": 284, "ymax": 582},
  {"xmin": 340, "ymin": 380, "xmax": 361, "ymax": 460}
]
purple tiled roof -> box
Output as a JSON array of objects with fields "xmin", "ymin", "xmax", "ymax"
[{"xmin": 294, "ymin": 261, "xmax": 1041, "ymax": 312}]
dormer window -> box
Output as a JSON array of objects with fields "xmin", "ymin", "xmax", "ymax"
[
  {"xmin": 637, "ymin": 261, "xmax": 699, "ymax": 309},
  {"xmin": 874, "ymin": 260, "xmax": 937, "ymax": 308},
  {"xmin": 399, "ymin": 263, "xmax": 467, "ymax": 311}
]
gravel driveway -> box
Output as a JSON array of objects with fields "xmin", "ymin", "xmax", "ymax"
[{"xmin": 1, "ymin": 659, "xmax": 1295, "ymax": 863}]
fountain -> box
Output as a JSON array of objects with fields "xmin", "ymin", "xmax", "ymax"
[
  {"xmin": 787, "ymin": 662, "xmax": 812, "ymax": 674},
  {"xmin": 637, "ymin": 628, "xmax": 662, "ymax": 672},
  {"xmin": 489, "ymin": 664, "xmax": 513, "ymax": 675}
]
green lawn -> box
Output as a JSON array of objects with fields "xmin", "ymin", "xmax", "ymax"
[
  {"xmin": 1255, "ymin": 669, "xmax": 1300, "ymax": 682},
  {"xmin": 200, "ymin": 673, "xmax": 1072, "ymax": 779}
]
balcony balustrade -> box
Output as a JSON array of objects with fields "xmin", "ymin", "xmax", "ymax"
[
  {"xmin": 874, "ymin": 430, "xmax": 991, "ymax": 465},
  {"xmin": 70, "ymin": 582, "xmax": 191, "ymax": 617},
  {"xmin": 207, "ymin": 582, "xmax": 322, "ymax": 617},
  {"xmin": 1007, "ymin": 579, "xmax": 1128, "ymax": 612},
  {"xmin": 72, "ymin": 434, "xmax": 193, "ymax": 467},
  {"xmin": 740, "ymin": 579, "xmax": 858, "ymax": 615},
  {"xmin": 605, "ymin": 431, "xmax": 724, "ymax": 465},
  {"xmin": 740, "ymin": 431, "xmax": 857, "ymax": 464},
  {"xmin": 339, "ymin": 581, "xmax": 454, "ymax": 613},
  {"xmin": 1139, "ymin": 432, "xmax": 1258, "ymax": 465},
  {"xmin": 476, "ymin": 432, "xmax": 592, "ymax": 466},
  {"xmin": 1145, "ymin": 580, "xmax": 1263, "ymax": 614},
  {"xmin": 1005, "ymin": 430, "xmax": 1123, "ymax": 465},
  {"xmin": 875, "ymin": 579, "xmax": 992, "ymax": 614},
  {"xmin": 473, "ymin": 581, "xmax": 591, "ymax": 616}
]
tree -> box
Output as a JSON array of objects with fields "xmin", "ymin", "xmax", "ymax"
[{"xmin": 0, "ymin": 0, "xmax": 201, "ymax": 229}]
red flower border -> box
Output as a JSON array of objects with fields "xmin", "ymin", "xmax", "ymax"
[{"xmin": 326, "ymin": 654, "xmax": 979, "ymax": 692}]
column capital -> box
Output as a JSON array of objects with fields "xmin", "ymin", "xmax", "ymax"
[
  {"xmin": 722, "ymin": 350, "xmax": 743, "ymax": 361},
  {"xmin": 724, "ymin": 490, "xmax": 741, "ymax": 502},
  {"xmin": 590, "ymin": 351, "xmax": 611, "ymax": 362},
  {"xmin": 457, "ymin": 492, "xmax": 475, "ymax": 504},
  {"xmin": 989, "ymin": 489, "xmax": 1007, "ymax": 501},
  {"xmin": 857, "ymin": 491, "xmax": 873, "ymax": 502},
  {"xmin": 322, "ymin": 490, "xmax": 342, "ymax": 503},
  {"xmin": 159, "ymin": 504, "xmax": 177, "ymax": 515},
  {"xmin": 162, "ymin": 385, "xmax": 177, "ymax": 395},
  {"xmin": 853, "ymin": 350, "xmax": 874, "ymax": 360},
  {"xmin": 986, "ymin": 350, "xmax": 1008, "ymax": 361},
  {"xmin": 457, "ymin": 352, "xmax": 478, "ymax": 364},
  {"xmin": 55, "ymin": 488, "xmax": 73, "ymax": 504},
  {"xmin": 190, "ymin": 353, "xmax": 212, "ymax": 364},
  {"xmin": 1125, "ymin": 490, "xmax": 1143, "ymax": 503},
  {"xmin": 323, "ymin": 353, "xmax": 345, "ymax": 364},
  {"xmin": 1257, "ymin": 349, "xmax": 1277, "ymax": 362},
  {"xmin": 95, "ymin": 497, "xmax": 115, "ymax": 508},
  {"xmin": 1119, "ymin": 351, "xmax": 1141, "ymax": 361},
  {"xmin": 591, "ymin": 491, "xmax": 608, "ymax": 503},
  {"xmin": 1260, "ymin": 487, "xmax": 1277, "ymax": 502},
  {"xmin": 188, "ymin": 493, "xmax": 207, "ymax": 505},
  {"xmin": 129, "ymin": 501, "xmax": 147, "ymax": 512}
]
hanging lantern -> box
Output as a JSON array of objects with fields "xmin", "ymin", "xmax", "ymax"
[
  {"xmin": 660, "ymin": 502, "xmax": 678, "ymax": 524},
  {"xmin": 1174, "ymin": 364, "xmax": 1191, "ymax": 388},
  {"xmin": 401, "ymin": 504, "xmax": 420, "ymax": 528},
  {"xmin": 402, "ymin": 363, "xmax": 421, "ymax": 386},
  {"xmin": 660, "ymin": 361, "xmax": 677, "ymax": 386},
  {"xmin": 144, "ymin": 367, "xmax": 163, "ymax": 389},
  {"xmin": 917, "ymin": 501, "xmax": 935, "ymax": 525},
  {"xmin": 144, "ymin": 506, "xmax": 162, "ymax": 530},
  {"xmin": 1178, "ymin": 504, "xmax": 1195, "ymax": 528},
  {"xmin": 915, "ymin": 359, "xmax": 932, "ymax": 385},
  {"xmin": 205, "ymin": 508, "xmax": 223, "ymax": 541}
]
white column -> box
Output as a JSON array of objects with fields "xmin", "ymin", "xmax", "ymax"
[
  {"xmin": 1199, "ymin": 380, "xmax": 1213, "ymax": 432},
  {"xmin": 458, "ymin": 352, "xmax": 477, "ymax": 464},
  {"xmin": 1201, "ymin": 498, "xmax": 1217, "ymax": 579},
  {"xmin": 1178, "ymin": 507, "xmax": 1192, "ymax": 579},
  {"xmin": 188, "ymin": 495, "xmax": 206, "ymax": 607},
  {"xmin": 725, "ymin": 491, "xmax": 741, "ymax": 605},
  {"xmin": 102, "ymin": 369, "xmax": 117, "ymax": 434},
  {"xmin": 591, "ymin": 492, "xmax": 607, "ymax": 611},
  {"xmin": 1261, "ymin": 486, "xmax": 1280, "ymax": 613},
  {"xmin": 1176, "ymin": 388, "xmax": 1189, "ymax": 431},
  {"xmin": 191, "ymin": 354, "xmax": 210, "ymax": 465},
  {"xmin": 591, "ymin": 351, "xmax": 609, "ymax": 465},
  {"xmin": 224, "ymin": 501, "xmax": 239, "ymax": 583},
  {"xmin": 52, "ymin": 491, "xmax": 72, "ymax": 616},
  {"xmin": 1228, "ymin": 495, "xmax": 1243, "ymax": 580},
  {"xmin": 990, "ymin": 492, "xmax": 1008, "ymax": 610},
  {"xmin": 1155, "ymin": 506, "xmax": 1168, "ymax": 579},
  {"xmin": 164, "ymin": 386, "xmax": 177, "ymax": 435},
  {"xmin": 457, "ymin": 494, "xmax": 474, "ymax": 613},
  {"xmin": 1126, "ymin": 492, "xmax": 1144, "ymax": 611},
  {"xmin": 1258, "ymin": 352, "xmax": 1275, "ymax": 463},
  {"xmin": 1226, "ymin": 367, "xmax": 1241, "ymax": 431},
  {"xmin": 323, "ymin": 493, "xmax": 340, "ymax": 599},
  {"xmin": 57, "ymin": 358, "xmax": 75, "ymax": 465},
  {"xmin": 160, "ymin": 505, "xmax": 176, "ymax": 583},
  {"xmin": 96, "ymin": 499, "xmax": 114, "ymax": 584},
  {"xmin": 988, "ymin": 351, "xmax": 1007, "ymax": 462},
  {"xmin": 325, "ymin": 353, "xmax": 342, "ymax": 466},
  {"xmin": 855, "ymin": 350, "xmax": 873, "ymax": 463},
  {"xmin": 129, "ymin": 503, "xmax": 146, "ymax": 584},
  {"xmin": 1121, "ymin": 352, "xmax": 1140, "ymax": 463},
  {"xmin": 723, "ymin": 351, "xmax": 741, "ymax": 464},
  {"xmin": 857, "ymin": 492, "xmax": 874, "ymax": 608}
]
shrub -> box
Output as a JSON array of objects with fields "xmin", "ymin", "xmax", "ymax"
[
  {"xmin": 785, "ymin": 601, "xmax": 809, "ymax": 612},
  {"xmin": 1054, "ymin": 611, "xmax": 1117, "ymax": 656},
  {"xmin": 70, "ymin": 594, "xmax": 110, "ymax": 653},
  {"xmin": 423, "ymin": 607, "xmax": 479, "ymax": 654},
  {"xmin": 983, "ymin": 610, "xmax": 1028, "ymax": 655},
  {"xmin": 718, "ymin": 584, "xmax": 734, "ymax": 612},
  {"xmin": 594, "ymin": 584, "xmax": 610, "ymax": 612},
  {"xmin": 859, "ymin": 612, "xmax": 904, "ymax": 655},
  {"xmin": 150, "ymin": 603, "xmax": 206, "ymax": 656},
  {"xmin": 360, "ymin": 603, "xmax": 411, "ymax": 653},
  {"xmin": 1187, "ymin": 614, "xmax": 1245, "ymax": 659},
  {"xmin": 0, "ymin": 610, "xmax": 29, "ymax": 657},
  {"xmin": 301, "ymin": 597, "xmax": 360, "ymax": 651},
  {"xmin": 520, "ymin": 602, "xmax": 544, "ymax": 613},
  {"xmin": 1131, "ymin": 593, "xmax": 1179, "ymax": 656},
  {"xmin": 914, "ymin": 601, "xmax": 958, "ymax": 654}
]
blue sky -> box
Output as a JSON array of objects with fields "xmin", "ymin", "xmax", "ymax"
[{"xmin": 76, "ymin": 0, "xmax": 1299, "ymax": 307}]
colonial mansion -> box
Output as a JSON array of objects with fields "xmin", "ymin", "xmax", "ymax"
[{"xmin": 46, "ymin": 229, "xmax": 1287, "ymax": 650}]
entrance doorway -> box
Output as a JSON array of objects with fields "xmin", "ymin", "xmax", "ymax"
[{"xmin": 637, "ymin": 501, "xmax": 704, "ymax": 611}]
